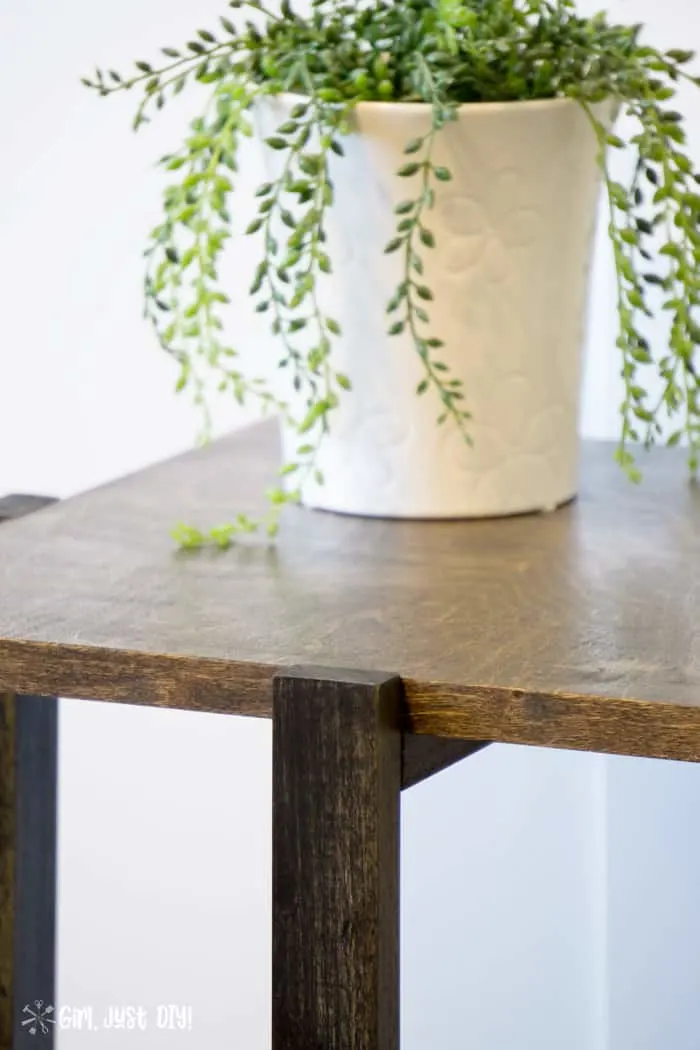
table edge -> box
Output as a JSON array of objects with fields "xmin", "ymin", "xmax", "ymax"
[{"xmin": 1, "ymin": 637, "xmax": 699, "ymax": 763}]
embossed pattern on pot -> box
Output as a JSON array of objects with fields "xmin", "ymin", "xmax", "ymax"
[{"xmin": 259, "ymin": 96, "xmax": 612, "ymax": 518}]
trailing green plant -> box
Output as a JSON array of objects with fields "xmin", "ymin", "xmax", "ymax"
[{"xmin": 85, "ymin": 0, "xmax": 700, "ymax": 547}]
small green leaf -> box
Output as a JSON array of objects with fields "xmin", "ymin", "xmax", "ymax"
[
  {"xmin": 433, "ymin": 166, "xmax": 452, "ymax": 181},
  {"xmin": 667, "ymin": 48, "xmax": 695, "ymax": 63},
  {"xmin": 384, "ymin": 237, "xmax": 403, "ymax": 254},
  {"xmin": 398, "ymin": 162, "xmax": 420, "ymax": 177},
  {"xmin": 388, "ymin": 321, "xmax": 405, "ymax": 335},
  {"xmin": 266, "ymin": 486, "xmax": 288, "ymax": 505},
  {"xmin": 265, "ymin": 136, "xmax": 287, "ymax": 150},
  {"xmin": 403, "ymin": 138, "xmax": 423, "ymax": 154},
  {"xmin": 172, "ymin": 523, "xmax": 205, "ymax": 550},
  {"xmin": 298, "ymin": 402, "xmax": 327, "ymax": 434},
  {"xmin": 336, "ymin": 372, "xmax": 352, "ymax": 391},
  {"xmin": 135, "ymin": 60, "xmax": 153, "ymax": 73},
  {"xmin": 419, "ymin": 228, "xmax": 435, "ymax": 248},
  {"xmin": 416, "ymin": 285, "xmax": 433, "ymax": 301},
  {"xmin": 209, "ymin": 524, "xmax": 235, "ymax": 550},
  {"xmin": 299, "ymin": 154, "xmax": 321, "ymax": 175}
]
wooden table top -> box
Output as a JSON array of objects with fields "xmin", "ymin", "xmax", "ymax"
[{"xmin": 1, "ymin": 421, "xmax": 699, "ymax": 762}]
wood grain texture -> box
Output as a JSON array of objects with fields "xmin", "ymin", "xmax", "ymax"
[
  {"xmin": 0, "ymin": 421, "xmax": 700, "ymax": 761},
  {"xmin": 273, "ymin": 668, "xmax": 401, "ymax": 1050}
]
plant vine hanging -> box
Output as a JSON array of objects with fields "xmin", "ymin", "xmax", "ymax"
[{"xmin": 85, "ymin": 0, "xmax": 700, "ymax": 546}]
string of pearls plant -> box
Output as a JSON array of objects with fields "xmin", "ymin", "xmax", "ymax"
[{"xmin": 85, "ymin": 0, "xmax": 700, "ymax": 547}]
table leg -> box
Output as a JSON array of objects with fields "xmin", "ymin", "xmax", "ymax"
[
  {"xmin": 273, "ymin": 668, "xmax": 402, "ymax": 1050},
  {"xmin": 0, "ymin": 694, "xmax": 58, "ymax": 1050}
]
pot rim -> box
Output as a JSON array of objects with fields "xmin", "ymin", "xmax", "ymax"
[{"xmin": 266, "ymin": 91, "xmax": 609, "ymax": 115}]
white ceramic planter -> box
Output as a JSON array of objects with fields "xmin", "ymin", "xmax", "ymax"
[{"xmin": 260, "ymin": 96, "xmax": 608, "ymax": 518}]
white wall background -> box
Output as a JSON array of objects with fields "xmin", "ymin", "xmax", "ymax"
[
  {"xmin": 576, "ymin": 4, "xmax": 700, "ymax": 1050},
  {"xmin": 1, "ymin": 1, "xmax": 699, "ymax": 1047}
]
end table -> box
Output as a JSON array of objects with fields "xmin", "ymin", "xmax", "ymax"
[{"xmin": 1, "ymin": 421, "xmax": 699, "ymax": 1049}]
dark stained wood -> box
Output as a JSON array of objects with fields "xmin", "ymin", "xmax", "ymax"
[
  {"xmin": 7, "ymin": 696, "xmax": 57, "ymax": 1050},
  {"xmin": 1, "ymin": 694, "xmax": 58, "ymax": 1050},
  {"xmin": 401, "ymin": 735, "xmax": 489, "ymax": 789},
  {"xmin": 272, "ymin": 667, "xmax": 401, "ymax": 1050},
  {"xmin": 0, "ymin": 641, "xmax": 483, "ymax": 787},
  {"xmin": 0, "ymin": 496, "xmax": 56, "ymax": 524},
  {"xmin": 0, "ymin": 496, "xmax": 58, "ymax": 1050},
  {"xmin": 0, "ymin": 421, "xmax": 699, "ymax": 762},
  {"xmin": 403, "ymin": 683, "xmax": 700, "ymax": 763},
  {"xmin": 0, "ymin": 640, "xmax": 272, "ymax": 719},
  {"xmin": 0, "ymin": 694, "xmax": 16, "ymax": 1049}
]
